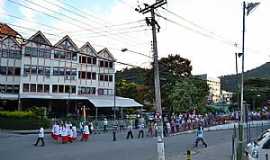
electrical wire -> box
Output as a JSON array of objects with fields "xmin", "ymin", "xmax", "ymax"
[{"xmin": 7, "ymin": 0, "xmax": 149, "ymax": 48}]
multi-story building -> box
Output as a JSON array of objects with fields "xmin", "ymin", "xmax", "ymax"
[
  {"xmin": 195, "ymin": 74, "xmax": 221, "ymax": 104},
  {"xmin": 0, "ymin": 24, "xmax": 142, "ymax": 115}
]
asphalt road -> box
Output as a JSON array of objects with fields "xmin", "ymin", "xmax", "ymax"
[{"xmin": 0, "ymin": 126, "xmax": 267, "ymax": 160}]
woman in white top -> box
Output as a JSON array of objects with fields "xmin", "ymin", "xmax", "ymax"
[{"xmin": 81, "ymin": 124, "xmax": 90, "ymax": 142}]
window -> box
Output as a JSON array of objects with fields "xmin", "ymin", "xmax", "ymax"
[
  {"xmin": 99, "ymin": 61, "xmax": 104, "ymax": 67},
  {"xmin": 30, "ymin": 84, "xmax": 36, "ymax": 92},
  {"xmin": 72, "ymin": 52, "xmax": 77, "ymax": 61},
  {"xmin": 108, "ymin": 89, "xmax": 113, "ymax": 95},
  {"xmin": 71, "ymin": 86, "xmax": 76, "ymax": 93},
  {"xmin": 87, "ymin": 72, "xmax": 91, "ymax": 79},
  {"xmin": 99, "ymin": 74, "xmax": 104, "ymax": 81},
  {"xmin": 65, "ymin": 85, "xmax": 70, "ymax": 93},
  {"xmin": 81, "ymin": 71, "xmax": 86, "ymax": 79},
  {"xmin": 6, "ymin": 85, "xmax": 13, "ymax": 94},
  {"xmin": 109, "ymin": 75, "xmax": 113, "ymax": 82},
  {"xmin": 79, "ymin": 56, "xmax": 82, "ymax": 63},
  {"xmin": 65, "ymin": 68, "xmax": 71, "ymax": 76},
  {"xmin": 98, "ymin": 88, "xmax": 113, "ymax": 95},
  {"xmin": 109, "ymin": 62, "xmax": 113, "ymax": 68},
  {"xmin": 54, "ymin": 50, "xmax": 65, "ymax": 59},
  {"xmin": 31, "ymin": 66, "xmax": 37, "ymax": 74},
  {"xmin": 45, "ymin": 67, "xmax": 50, "ymax": 76},
  {"xmin": 87, "ymin": 57, "xmax": 91, "ymax": 64},
  {"xmin": 2, "ymin": 49, "xmax": 9, "ymax": 58},
  {"xmin": 53, "ymin": 67, "xmax": 59, "ymax": 76},
  {"xmin": 24, "ymin": 47, "xmax": 31, "ymax": 56},
  {"xmin": 71, "ymin": 68, "xmax": 76, "ymax": 76},
  {"xmin": 13, "ymin": 85, "xmax": 19, "ymax": 94},
  {"xmin": 25, "ymin": 47, "xmax": 38, "ymax": 57},
  {"xmin": 14, "ymin": 67, "xmax": 20, "ymax": 76},
  {"xmin": 0, "ymin": 84, "xmax": 5, "ymax": 93},
  {"xmin": 23, "ymin": 84, "xmax": 29, "ymax": 92},
  {"xmin": 104, "ymin": 75, "xmax": 108, "ymax": 81},
  {"xmin": 44, "ymin": 85, "xmax": 49, "ymax": 93},
  {"xmin": 44, "ymin": 49, "xmax": 51, "ymax": 58},
  {"xmin": 37, "ymin": 84, "xmax": 43, "ymax": 92},
  {"xmin": 7, "ymin": 67, "xmax": 14, "ymax": 75},
  {"xmin": 59, "ymin": 85, "xmax": 64, "ymax": 93},
  {"xmin": 92, "ymin": 72, "xmax": 96, "ymax": 80},
  {"xmin": 9, "ymin": 49, "xmax": 21, "ymax": 59},
  {"xmin": 38, "ymin": 66, "xmax": 44, "ymax": 75},
  {"xmin": 105, "ymin": 61, "xmax": 109, "ymax": 68},
  {"xmin": 98, "ymin": 88, "xmax": 104, "ymax": 95},
  {"xmin": 52, "ymin": 85, "xmax": 58, "ymax": 93},
  {"xmin": 78, "ymin": 87, "xmax": 95, "ymax": 95},
  {"xmin": 59, "ymin": 67, "xmax": 64, "ymax": 75},
  {"xmin": 92, "ymin": 57, "xmax": 97, "ymax": 64},
  {"xmin": 82, "ymin": 56, "xmax": 86, "ymax": 63},
  {"xmin": 0, "ymin": 66, "xmax": 7, "ymax": 75},
  {"xmin": 65, "ymin": 51, "xmax": 72, "ymax": 60}
]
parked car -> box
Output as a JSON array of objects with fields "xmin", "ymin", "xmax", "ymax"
[{"xmin": 246, "ymin": 129, "xmax": 270, "ymax": 160}]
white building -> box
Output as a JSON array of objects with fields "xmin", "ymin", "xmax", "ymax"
[
  {"xmin": 0, "ymin": 26, "xmax": 142, "ymax": 114},
  {"xmin": 195, "ymin": 74, "xmax": 221, "ymax": 103}
]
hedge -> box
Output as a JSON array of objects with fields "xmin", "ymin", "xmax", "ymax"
[
  {"xmin": 0, "ymin": 111, "xmax": 50, "ymax": 130},
  {"xmin": 0, "ymin": 117, "xmax": 50, "ymax": 130},
  {"xmin": 0, "ymin": 111, "xmax": 35, "ymax": 118}
]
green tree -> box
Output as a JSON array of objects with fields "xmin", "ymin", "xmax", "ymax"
[
  {"xmin": 168, "ymin": 78, "xmax": 208, "ymax": 113},
  {"xmin": 145, "ymin": 54, "xmax": 193, "ymax": 112}
]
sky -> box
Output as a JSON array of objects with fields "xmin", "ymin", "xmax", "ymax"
[{"xmin": 0, "ymin": 0, "xmax": 269, "ymax": 77}]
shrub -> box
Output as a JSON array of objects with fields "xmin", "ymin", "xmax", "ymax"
[
  {"xmin": 0, "ymin": 111, "xmax": 35, "ymax": 118},
  {"xmin": 0, "ymin": 117, "xmax": 50, "ymax": 130},
  {"xmin": 0, "ymin": 110, "xmax": 50, "ymax": 130}
]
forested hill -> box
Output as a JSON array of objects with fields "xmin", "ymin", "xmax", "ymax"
[{"xmin": 220, "ymin": 62, "xmax": 270, "ymax": 92}]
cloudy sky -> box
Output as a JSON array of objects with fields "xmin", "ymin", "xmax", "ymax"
[{"xmin": 0, "ymin": 0, "xmax": 269, "ymax": 77}]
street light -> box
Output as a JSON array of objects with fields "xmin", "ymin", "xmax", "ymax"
[
  {"xmin": 121, "ymin": 48, "xmax": 152, "ymax": 59},
  {"xmin": 237, "ymin": 1, "xmax": 260, "ymax": 160}
]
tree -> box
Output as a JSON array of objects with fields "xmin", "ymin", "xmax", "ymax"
[
  {"xmin": 168, "ymin": 78, "xmax": 208, "ymax": 113},
  {"xmin": 232, "ymin": 78, "xmax": 270, "ymax": 111},
  {"xmin": 145, "ymin": 54, "xmax": 193, "ymax": 112}
]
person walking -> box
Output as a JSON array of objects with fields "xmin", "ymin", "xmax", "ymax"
[
  {"xmin": 34, "ymin": 127, "xmax": 45, "ymax": 147},
  {"xmin": 138, "ymin": 123, "xmax": 144, "ymax": 138},
  {"xmin": 126, "ymin": 124, "xmax": 133, "ymax": 139},
  {"xmin": 103, "ymin": 118, "xmax": 108, "ymax": 133},
  {"xmin": 72, "ymin": 125, "xmax": 77, "ymax": 141},
  {"xmin": 81, "ymin": 123, "xmax": 90, "ymax": 142},
  {"xmin": 194, "ymin": 125, "xmax": 207, "ymax": 148}
]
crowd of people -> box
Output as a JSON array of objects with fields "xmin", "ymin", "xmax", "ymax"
[{"xmin": 33, "ymin": 110, "xmax": 270, "ymax": 146}]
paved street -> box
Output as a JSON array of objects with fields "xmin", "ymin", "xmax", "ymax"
[{"xmin": 0, "ymin": 126, "xmax": 266, "ymax": 160}]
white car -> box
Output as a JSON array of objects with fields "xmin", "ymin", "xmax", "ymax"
[{"xmin": 246, "ymin": 129, "xmax": 270, "ymax": 160}]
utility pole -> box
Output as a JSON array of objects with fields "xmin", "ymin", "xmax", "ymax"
[
  {"xmin": 237, "ymin": 2, "xmax": 260, "ymax": 160},
  {"xmin": 136, "ymin": 1, "xmax": 167, "ymax": 160}
]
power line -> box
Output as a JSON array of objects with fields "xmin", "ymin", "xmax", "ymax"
[
  {"xmin": 160, "ymin": 7, "xmax": 267, "ymax": 55},
  {"xmin": 58, "ymin": 0, "xmax": 151, "ymax": 47},
  {"xmin": 39, "ymin": 0, "xmax": 149, "ymax": 48},
  {"xmin": 7, "ymin": 0, "xmax": 148, "ymax": 48},
  {"xmin": 70, "ymin": 24, "xmax": 148, "ymax": 37},
  {"xmin": 2, "ymin": 13, "xmax": 148, "ymax": 52}
]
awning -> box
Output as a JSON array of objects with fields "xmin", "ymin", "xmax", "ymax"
[
  {"xmin": 0, "ymin": 93, "xmax": 18, "ymax": 100},
  {"xmin": 88, "ymin": 96, "xmax": 143, "ymax": 108},
  {"xmin": 4, "ymin": 93, "xmax": 143, "ymax": 108}
]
